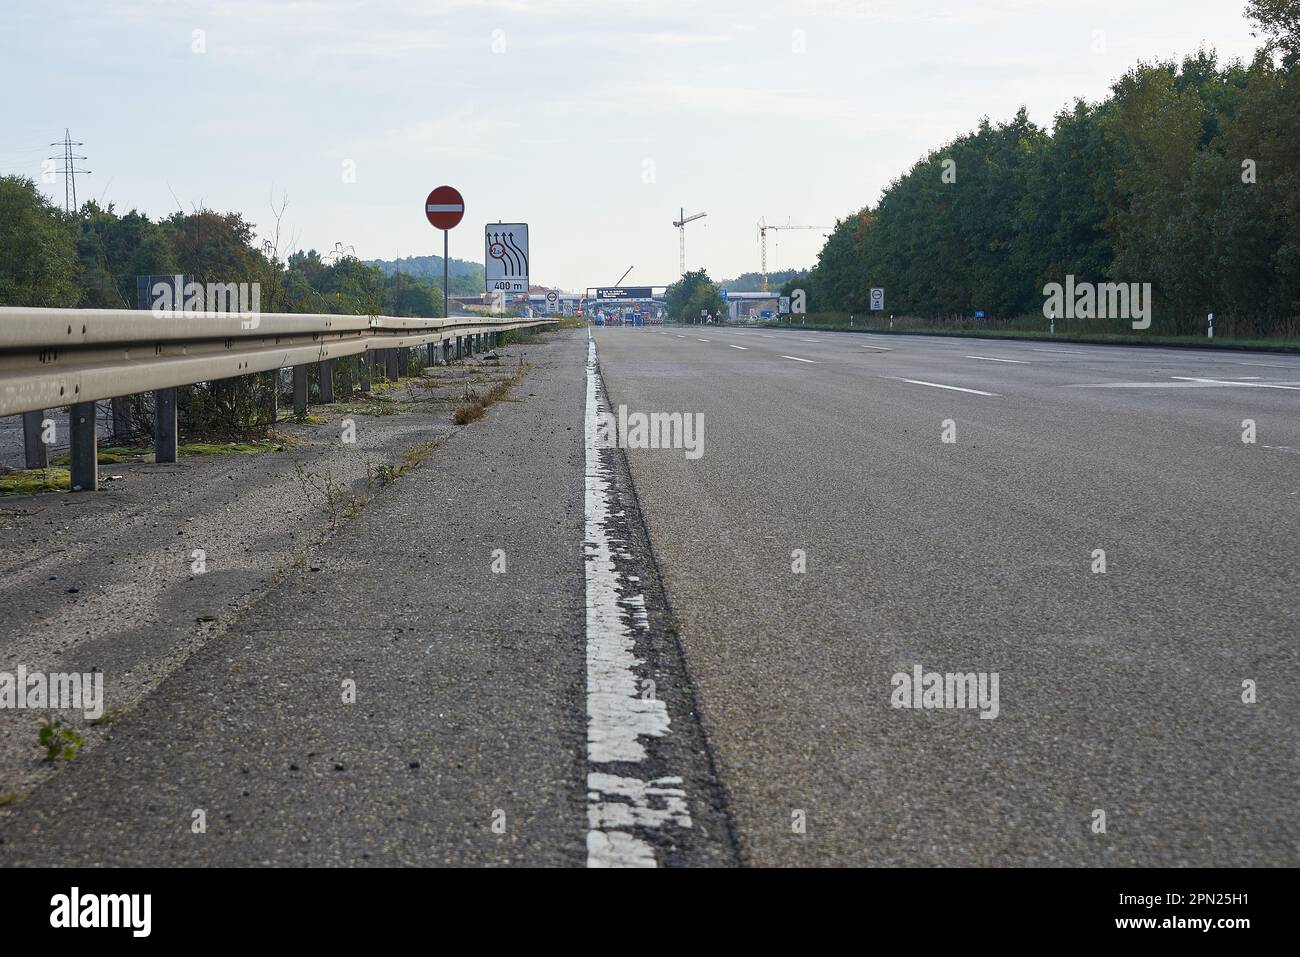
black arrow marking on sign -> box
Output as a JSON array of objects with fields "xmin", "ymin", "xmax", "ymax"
[{"xmin": 504, "ymin": 230, "xmax": 528, "ymax": 277}]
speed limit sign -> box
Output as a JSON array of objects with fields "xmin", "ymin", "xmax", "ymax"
[{"xmin": 870, "ymin": 288, "xmax": 885, "ymax": 311}]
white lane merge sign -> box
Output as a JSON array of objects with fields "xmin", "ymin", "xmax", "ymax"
[{"xmin": 486, "ymin": 224, "xmax": 529, "ymax": 293}]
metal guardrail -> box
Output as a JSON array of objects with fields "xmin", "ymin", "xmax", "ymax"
[{"xmin": 0, "ymin": 306, "xmax": 555, "ymax": 491}]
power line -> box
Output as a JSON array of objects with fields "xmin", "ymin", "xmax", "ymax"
[{"xmin": 47, "ymin": 128, "xmax": 90, "ymax": 214}]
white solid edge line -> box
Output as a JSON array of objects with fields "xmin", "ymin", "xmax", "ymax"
[
  {"xmin": 965, "ymin": 355, "xmax": 1028, "ymax": 364},
  {"xmin": 895, "ymin": 377, "xmax": 999, "ymax": 396},
  {"xmin": 781, "ymin": 355, "xmax": 817, "ymax": 363},
  {"xmin": 584, "ymin": 338, "xmax": 688, "ymax": 866}
]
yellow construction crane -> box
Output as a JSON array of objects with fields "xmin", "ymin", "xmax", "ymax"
[{"xmin": 758, "ymin": 218, "xmax": 831, "ymax": 291}]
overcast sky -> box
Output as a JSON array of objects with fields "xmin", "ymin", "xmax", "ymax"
[{"xmin": 1, "ymin": 0, "xmax": 1263, "ymax": 291}]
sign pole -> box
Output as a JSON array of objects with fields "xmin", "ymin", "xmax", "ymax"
[{"xmin": 424, "ymin": 184, "xmax": 465, "ymax": 355}]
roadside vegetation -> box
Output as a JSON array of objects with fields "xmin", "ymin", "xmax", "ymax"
[
  {"xmin": 787, "ymin": 1, "xmax": 1299, "ymax": 342},
  {"xmin": 0, "ymin": 181, "xmax": 450, "ymax": 444},
  {"xmin": 664, "ymin": 270, "xmax": 726, "ymax": 324},
  {"xmin": 454, "ymin": 359, "xmax": 527, "ymax": 424}
]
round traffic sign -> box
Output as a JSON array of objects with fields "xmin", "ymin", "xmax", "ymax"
[
  {"xmin": 425, "ymin": 185, "xmax": 465, "ymax": 230},
  {"xmin": 546, "ymin": 291, "xmax": 558, "ymax": 302}
]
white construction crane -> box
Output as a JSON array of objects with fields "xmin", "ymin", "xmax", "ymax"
[
  {"xmin": 673, "ymin": 208, "xmax": 707, "ymax": 276},
  {"xmin": 758, "ymin": 218, "xmax": 831, "ymax": 291}
]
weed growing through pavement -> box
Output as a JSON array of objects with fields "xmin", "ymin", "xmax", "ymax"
[
  {"xmin": 38, "ymin": 716, "xmax": 84, "ymax": 761},
  {"xmin": 454, "ymin": 360, "xmax": 526, "ymax": 425}
]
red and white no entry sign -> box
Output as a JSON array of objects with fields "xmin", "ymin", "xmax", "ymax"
[{"xmin": 425, "ymin": 185, "xmax": 465, "ymax": 230}]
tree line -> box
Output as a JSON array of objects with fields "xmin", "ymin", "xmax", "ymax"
[
  {"xmin": 0, "ymin": 177, "xmax": 443, "ymax": 318},
  {"xmin": 795, "ymin": 1, "xmax": 1299, "ymax": 338}
]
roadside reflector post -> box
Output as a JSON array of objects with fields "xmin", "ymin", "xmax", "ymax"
[
  {"xmin": 293, "ymin": 365, "xmax": 308, "ymax": 415},
  {"xmin": 319, "ymin": 359, "xmax": 335, "ymax": 403},
  {"xmin": 1208, "ymin": 313, "xmax": 1214, "ymax": 339},
  {"xmin": 154, "ymin": 388, "xmax": 178, "ymax": 464},
  {"xmin": 22, "ymin": 410, "xmax": 48, "ymax": 469},
  {"xmin": 1050, "ymin": 310, "xmax": 1056, "ymax": 336},
  {"xmin": 69, "ymin": 401, "xmax": 97, "ymax": 491}
]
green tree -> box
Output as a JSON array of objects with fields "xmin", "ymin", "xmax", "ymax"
[
  {"xmin": 0, "ymin": 176, "xmax": 79, "ymax": 307},
  {"xmin": 665, "ymin": 269, "xmax": 725, "ymax": 323}
]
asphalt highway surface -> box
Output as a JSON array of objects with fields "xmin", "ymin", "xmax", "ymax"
[{"xmin": 1, "ymin": 325, "xmax": 1294, "ymax": 867}]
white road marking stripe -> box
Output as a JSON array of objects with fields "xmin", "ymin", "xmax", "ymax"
[
  {"xmin": 965, "ymin": 355, "xmax": 1028, "ymax": 364},
  {"xmin": 729, "ymin": 344, "xmax": 749, "ymax": 350},
  {"xmin": 861, "ymin": 345, "xmax": 893, "ymax": 351},
  {"xmin": 697, "ymin": 338, "xmax": 711, "ymax": 342},
  {"xmin": 676, "ymin": 335, "xmax": 687, "ymax": 338},
  {"xmin": 584, "ymin": 339, "xmax": 688, "ymax": 867},
  {"xmin": 1171, "ymin": 376, "xmax": 1300, "ymax": 391},
  {"xmin": 894, "ymin": 377, "xmax": 999, "ymax": 396},
  {"xmin": 1031, "ymin": 348, "xmax": 1086, "ymax": 355},
  {"xmin": 781, "ymin": 355, "xmax": 817, "ymax": 363}
]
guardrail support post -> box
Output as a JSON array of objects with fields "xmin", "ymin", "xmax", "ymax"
[
  {"xmin": 155, "ymin": 388, "xmax": 178, "ymax": 464},
  {"xmin": 361, "ymin": 353, "xmax": 372, "ymax": 392},
  {"xmin": 386, "ymin": 349, "xmax": 399, "ymax": 381},
  {"xmin": 319, "ymin": 359, "xmax": 335, "ymax": 403},
  {"xmin": 398, "ymin": 349, "xmax": 409, "ymax": 377},
  {"xmin": 70, "ymin": 402, "xmax": 98, "ymax": 491},
  {"xmin": 427, "ymin": 342, "xmax": 436, "ymax": 365},
  {"xmin": 22, "ymin": 411, "xmax": 48, "ymax": 469},
  {"xmin": 293, "ymin": 365, "xmax": 308, "ymax": 415}
]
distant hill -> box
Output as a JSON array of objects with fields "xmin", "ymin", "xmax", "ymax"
[
  {"xmin": 717, "ymin": 269, "xmax": 808, "ymax": 293},
  {"xmin": 367, "ymin": 255, "xmax": 486, "ymax": 297}
]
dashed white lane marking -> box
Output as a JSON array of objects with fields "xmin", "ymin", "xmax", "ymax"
[
  {"xmin": 862, "ymin": 345, "xmax": 893, "ymax": 351},
  {"xmin": 799, "ymin": 338, "xmax": 819, "ymax": 342},
  {"xmin": 697, "ymin": 338, "xmax": 712, "ymax": 342},
  {"xmin": 965, "ymin": 355, "xmax": 1028, "ymax": 364},
  {"xmin": 893, "ymin": 377, "xmax": 999, "ymax": 396},
  {"xmin": 584, "ymin": 338, "xmax": 689, "ymax": 868},
  {"xmin": 728, "ymin": 344, "xmax": 749, "ymax": 350},
  {"xmin": 781, "ymin": 355, "xmax": 817, "ymax": 363},
  {"xmin": 1031, "ymin": 348, "xmax": 1086, "ymax": 355},
  {"xmin": 675, "ymin": 335, "xmax": 687, "ymax": 339}
]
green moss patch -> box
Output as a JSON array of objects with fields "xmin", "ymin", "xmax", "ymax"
[{"xmin": 0, "ymin": 467, "xmax": 71, "ymax": 496}]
